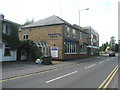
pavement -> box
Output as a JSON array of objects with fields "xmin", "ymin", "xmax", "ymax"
[{"xmin": 1, "ymin": 56, "xmax": 103, "ymax": 80}]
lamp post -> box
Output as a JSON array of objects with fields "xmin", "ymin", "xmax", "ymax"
[{"xmin": 79, "ymin": 8, "xmax": 89, "ymax": 26}]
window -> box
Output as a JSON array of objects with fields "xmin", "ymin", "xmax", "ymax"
[
  {"xmin": 36, "ymin": 42, "xmax": 50, "ymax": 56},
  {"xmin": 72, "ymin": 29, "xmax": 76, "ymax": 38},
  {"xmin": 22, "ymin": 34, "xmax": 29, "ymax": 40},
  {"xmin": 80, "ymin": 32, "xmax": 82, "ymax": 39},
  {"xmin": 4, "ymin": 44, "xmax": 11, "ymax": 56},
  {"xmin": 80, "ymin": 45, "xmax": 87, "ymax": 54},
  {"xmin": 84, "ymin": 34, "xmax": 87, "ymax": 42},
  {"xmin": 65, "ymin": 43, "xmax": 77, "ymax": 54},
  {"xmin": 3, "ymin": 24, "xmax": 10, "ymax": 35},
  {"xmin": 66, "ymin": 26, "xmax": 70, "ymax": 37}
]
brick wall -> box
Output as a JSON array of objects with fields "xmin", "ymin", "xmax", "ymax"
[{"xmin": 19, "ymin": 25, "xmax": 64, "ymax": 59}]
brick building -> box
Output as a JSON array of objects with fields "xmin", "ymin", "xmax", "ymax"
[
  {"xmin": 19, "ymin": 15, "xmax": 98, "ymax": 60},
  {"xmin": 83, "ymin": 26, "xmax": 99, "ymax": 55}
]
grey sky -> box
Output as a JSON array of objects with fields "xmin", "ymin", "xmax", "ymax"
[{"xmin": 0, "ymin": 0, "xmax": 119, "ymax": 46}]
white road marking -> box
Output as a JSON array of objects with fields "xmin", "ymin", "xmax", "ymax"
[
  {"xmin": 99, "ymin": 61, "xmax": 105, "ymax": 64},
  {"xmin": 85, "ymin": 64, "xmax": 96, "ymax": 69},
  {"xmin": 106, "ymin": 59, "xmax": 110, "ymax": 61},
  {"xmin": 45, "ymin": 71, "xmax": 78, "ymax": 83}
]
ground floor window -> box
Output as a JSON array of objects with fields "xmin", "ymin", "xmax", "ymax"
[
  {"xmin": 80, "ymin": 45, "xmax": 87, "ymax": 54},
  {"xmin": 36, "ymin": 42, "xmax": 50, "ymax": 56},
  {"xmin": 4, "ymin": 44, "xmax": 11, "ymax": 56},
  {"xmin": 65, "ymin": 43, "xmax": 77, "ymax": 54}
]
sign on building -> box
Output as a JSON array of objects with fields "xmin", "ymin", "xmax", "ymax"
[{"xmin": 51, "ymin": 47, "xmax": 58, "ymax": 57}]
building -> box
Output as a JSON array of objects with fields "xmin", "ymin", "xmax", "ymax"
[
  {"xmin": 0, "ymin": 14, "xmax": 26, "ymax": 61},
  {"xmin": 73, "ymin": 24, "xmax": 88, "ymax": 56},
  {"xmin": 19, "ymin": 15, "xmax": 98, "ymax": 60},
  {"xmin": 0, "ymin": 14, "xmax": 17, "ymax": 61},
  {"xmin": 83, "ymin": 26, "xmax": 99, "ymax": 55}
]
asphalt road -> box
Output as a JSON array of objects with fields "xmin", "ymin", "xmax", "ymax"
[{"xmin": 2, "ymin": 56, "xmax": 119, "ymax": 88}]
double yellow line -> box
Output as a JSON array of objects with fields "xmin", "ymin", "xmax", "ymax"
[{"xmin": 97, "ymin": 64, "xmax": 120, "ymax": 90}]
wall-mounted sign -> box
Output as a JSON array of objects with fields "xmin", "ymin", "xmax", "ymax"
[
  {"xmin": 51, "ymin": 47, "xmax": 58, "ymax": 57},
  {"xmin": 48, "ymin": 33, "xmax": 61, "ymax": 38}
]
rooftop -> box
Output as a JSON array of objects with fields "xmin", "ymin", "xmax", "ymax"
[
  {"xmin": 0, "ymin": 14, "xmax": 18, "ymax": 25},
  {"xmin": 21, "ymin": 15, "xmax": 71, "ymax": 29}
]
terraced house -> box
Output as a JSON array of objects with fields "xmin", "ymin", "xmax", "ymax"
[
  {"xmin": 0, "ymin": 14, "xmax": 19, "ymax": 61},
  {"xmin": 19, "ymin": 15, "xmax": 99, "ymax": 60}
]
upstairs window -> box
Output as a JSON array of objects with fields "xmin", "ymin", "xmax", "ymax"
[
  {"xmin": 66, "ymin": 26, "xmax": 70, "ymax": 37},
  {"xmin": 80, "ymin": 32, "xmax": 83, "ymax": 39},
  {"xmin": 72, "ymin": 29, "xmax": 76, "ymax": 38},
  {"xmin": 3, "ymin": 24, "xmax": 10, "ymax": 35},
  {"xmin": 22, "ymin": 34, "xmax": 29, "ymax": 40}
]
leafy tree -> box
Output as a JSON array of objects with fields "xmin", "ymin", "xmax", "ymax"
[
  {"xmin": 109, "ymin": 36, "xmax": 116, "ymax": 47},
  {"xmin": 18, "ymin": 40, "xmax": 42, "ymax": 61},
  {"xmin": 21, "ymin": 18, "xmax": 34, "ymax": 26},
  {"xmin": 114, "ymin": 43, "xmax": 119, "ymax": 52},
  {"xmin": 100, "ymin": 42, "xmax": 109, "ymax": 51}
]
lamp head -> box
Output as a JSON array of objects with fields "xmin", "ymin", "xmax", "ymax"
[{"xmin": 85, "ymin": 8, "xmax": 89, "ymax": 10}]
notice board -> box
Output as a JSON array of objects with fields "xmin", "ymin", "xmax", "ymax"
[{"xmin": 51, "ymin": 47, "xmax": 58, "ymax": 57}]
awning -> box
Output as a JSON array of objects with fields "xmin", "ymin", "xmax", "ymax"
[{"xmin": 87, "ymin": 45, "xmax": 99, "ymax": 49}]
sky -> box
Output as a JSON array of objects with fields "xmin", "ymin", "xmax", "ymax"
[{"xmin": 0, "ymin": 0, "xmax": 119, "ymax": 46}]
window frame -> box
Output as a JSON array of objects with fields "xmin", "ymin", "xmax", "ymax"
[
  {"xmin": 4, "ymin": 44, "xmax": 11, "ymax": 56},
  {"xmin": 3, "ymin": 24, "xmax": 10, "ymax": 35},
  {"xmin": 66, "ymin": 26, "xmax": 71, "ymax": 37},
  {"xmin": 65, "ymin": 43, "xmax": 78, "ymax": 54},
  {"xmin": 72, "ymin": 29, "xmax": 76, "ymax": 38},
  {"xmin": 22, "ymin": 34, "xmax": 29, "ymax": 40}
]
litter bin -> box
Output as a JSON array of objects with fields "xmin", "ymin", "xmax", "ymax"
[{"xmin": 42, "ymin": 56, "xmax": 52, "ymax": 65}]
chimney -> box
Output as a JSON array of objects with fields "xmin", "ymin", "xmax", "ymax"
[{"xmin": 0, "ymin": 14, "xmax": 4, "ymax": 19}]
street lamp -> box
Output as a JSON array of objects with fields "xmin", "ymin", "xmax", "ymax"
[{"xmin": 79, "ymin": 8, "xmax": 89, "ymax": 27}]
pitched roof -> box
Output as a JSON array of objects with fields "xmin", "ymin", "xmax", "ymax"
[{"xmin": 21, "ymin": 15, "xmax": 71, "ymax": 29}]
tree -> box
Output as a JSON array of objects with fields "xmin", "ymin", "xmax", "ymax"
[
  {"xmin": 100, "ymin": 42, "xmax": 108, "ymax": 51},
  {"xmin": 114, "ymin": 43, "xmax": 119, "ymax": 52},
  {"xmin": 109, "ymin": 36, "xmax": 116, "ymax": 47},
  {"xmin": 18, "ymin": 40, "xmax": 42, "ymax": 61},
  {"xmin": 21, "ymin": 18, "xmax": 34, "ymax": 26},
  {"xmin": 2, "ymin": 23, "xmax": 20, "ymax": 51}
]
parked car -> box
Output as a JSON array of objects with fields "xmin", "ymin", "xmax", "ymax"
[{"xmin": 109, "ymin": 51, "xmax": 116, "ymax": 57}]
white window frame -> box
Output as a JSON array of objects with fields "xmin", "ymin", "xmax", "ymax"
[
  {"xmin": 65, "ymin": 43, "xmax": 77, "ymax": 54},
  {"xmin": 22, "ymin": 34, "xmax": 29, "ymax": 40},
  {"xmin": 66, "ymin": 26, "xmax": 70, "ymax": 37},
  {"xmin": 72, "ymin": 29, "xmax": 76, "ymax": 38},
  {"xmin": 3, "ymin": 24, "xmax": 10, "ymax": 35}
]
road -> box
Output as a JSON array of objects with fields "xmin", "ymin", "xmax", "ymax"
[{"xmin": 2, "ymin": 56, "xmax": 119, "ymax": 89}]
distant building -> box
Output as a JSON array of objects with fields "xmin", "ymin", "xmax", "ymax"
[{"xmin": 83, "ymin": 26, "xmax": 99, "ymax": 55}]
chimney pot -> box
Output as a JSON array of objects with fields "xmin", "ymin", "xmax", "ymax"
[{"xmin": 0, "ymin": 14, "xmax": 4, "ymax": 19}]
